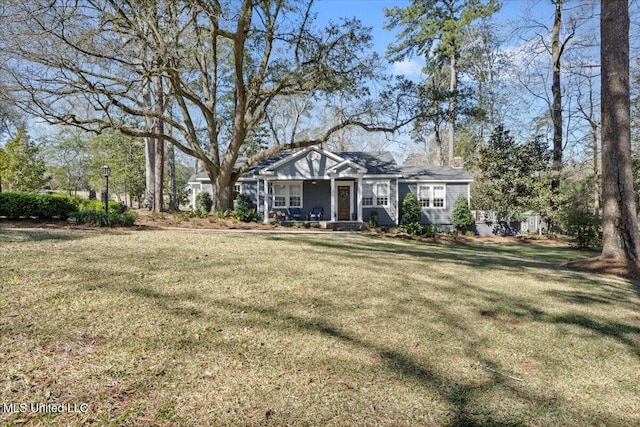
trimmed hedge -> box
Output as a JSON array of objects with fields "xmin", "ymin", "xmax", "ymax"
[
  {"xmin": 78, "ymin": 199, "xmax": 126, "ymax": 214},
  {"xmin": 68, "ymin": 210, "xmax": 137, "ymax": 227},
  {"xmin": 0, "ymin": 192, "xmax": 79, "ymax": 220}
]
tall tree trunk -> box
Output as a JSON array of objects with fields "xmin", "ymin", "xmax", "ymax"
[
  {"xmin": 600, "ymin": 0, "xmax": 640, "ymax": 261},
  {"xmin": 143, "ymin": 81, "xmax": 155, "ymax": 210},
  {"xmin": 448, "ymin": 49, "xmax": 457, "ymax": 166},
  {"xmin": 591, "ymin": 120, "xmax": 600, "ymax": 217},
  {"xmin": 144, "ymin": 137, "xmax": 155, "ymax": 209},
  {"xmin": 434, "ymin": 123, "xmax": 443, "ymax": 166},
  {"xmin": 167, "ymin": 142, "xmax": 177, "ymax": 212},
  {"xmin": 214, "ymin": 172, "xmax": 233, "ymax": 213},
  {"xmin": 153, "ymin": 137, "xmax": 164, "ymax": 212},
  {"xmin": 550, "ymin": 0, "xmax": 563, "ymax": 226},
  {"xmin": 152, "ymin": 63, "xmax": 164, "ymax": 213}
]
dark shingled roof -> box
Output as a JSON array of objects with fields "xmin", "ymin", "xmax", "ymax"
[
  {"xmin": 337, "ymin": 151, "xmax": 402, "ymax": 175},
  {"xmin": 400, "ymin": 165, "xmax": 473, "ymax": 181},
  {"xmin": 188, "ymin": 149, "xmax": 473, "ymax": 183}
]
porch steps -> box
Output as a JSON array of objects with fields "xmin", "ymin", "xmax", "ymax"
[{"xmin": 323, "ymin": 221, "xmax": 365, "ymax": 232}]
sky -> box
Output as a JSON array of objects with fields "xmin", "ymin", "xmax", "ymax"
[
  {"xmin": 308, "ymin": 1, "xmax": 558, "ymax": 158},
  {"xmin": 311, "ymin": 0, "xmax": 555, "ymax": 78}
]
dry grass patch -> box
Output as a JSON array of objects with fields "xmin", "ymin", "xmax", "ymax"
[{"xmin": 0, "ymin": 228, "xmax": 639, "ymax": 426}]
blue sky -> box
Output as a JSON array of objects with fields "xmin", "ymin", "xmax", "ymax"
[
  {"xmin": 309, "ymin": 1, "xmax": 559, "ymax": 158},
  {"xmin": 312, "ymin": 0, "xmax": 554, "ymax": 77}
]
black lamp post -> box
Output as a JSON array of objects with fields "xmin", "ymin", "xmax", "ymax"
[{"xmin": 102, "ymin": 165, "xmax": 110, "ymax": 214}]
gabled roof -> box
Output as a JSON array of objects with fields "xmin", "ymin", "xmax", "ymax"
[
  {"xmin": 260, "ymin": 146, "xmax": 342, "ymax": 174},
  {"xmin": 188, "ymin": 148, "xmax": 472, "ymax": 184}
]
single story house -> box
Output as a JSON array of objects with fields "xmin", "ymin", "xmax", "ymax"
[{"xmin": 187, "ymin": 146, "xmax": 473, "ymax": 227}]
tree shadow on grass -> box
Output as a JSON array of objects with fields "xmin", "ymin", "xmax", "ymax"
[
  {"xmin": 215, "ymin": 299, "xmax": 630, "ymax": 427},
  {"xmin": 0, "ymin": 227, "xmax": 98, "ymax": 243},
  {"xmin": 280, "ymin": 233, "xmax": 616, "ymax": 290}
]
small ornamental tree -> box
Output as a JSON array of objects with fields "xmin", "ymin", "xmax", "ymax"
[
  {"xmin": 401, "ymin": 193, "xmax": 422, "ymax": 225},
  {"xmin": 195, "ymin": 191, "xmax": 213, "ymax": 215},
  {"xmin": 452, "ymin": 196, "xmax": 474, "ymax": 233}
]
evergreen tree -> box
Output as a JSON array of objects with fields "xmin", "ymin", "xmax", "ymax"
[
  {"xmin": 401, "ymin": 193, "xmax": 422, "ymax": 225},
  {"xmin": 0, "ymin": 126, "xmax": 48, "ymax": 192},
  {"xmin": 385, "ymin": 0, "xmax": 500, "ymax": 165},
  {"xmin": 452, "ymin": 196, "xmax": 474, "ymax": 232},
  {"xmin": 474, "ymin": 125, "xmax": 551, "ymax": 220}
]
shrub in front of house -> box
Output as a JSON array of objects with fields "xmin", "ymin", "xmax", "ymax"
[
  {"xmin": 422, "ymin": 224, "xmax": 440, "ymax": 237},
  {"xmin": 0, "ymin": 192, "xmax": 79, "ymax": 219},
  {"xmin": 400, "ymin": 193, "xmax": 422, "ymax": 225},
  {"xmin": 232, "ymin": 193, "xmax": 263, "ymax": 223},
  {"xmin": 452, "ymin": 196, "xmax": 474, "ymax": 234},
  {"xmin": 399, "ymin": 222, "xmax": 440, "ymax": 236},
  {"xmin": 195, "ymin": 191, "xmax": 213, "ymax": 216},
  {"xmin": 401, "ymin": 222, "xmax": 423, "ymax": 235}
]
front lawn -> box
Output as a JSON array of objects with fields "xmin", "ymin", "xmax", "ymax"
[{"xmin": 0, "ymin": 228, "xmax": 638, "ymax": 426}]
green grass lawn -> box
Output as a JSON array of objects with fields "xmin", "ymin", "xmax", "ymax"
[{"xmin": 0, "ymin": 228, "xmax": 638, "ymax": 426}]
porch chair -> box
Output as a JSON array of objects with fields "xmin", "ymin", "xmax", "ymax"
[
  {"xmin": 288, "ymin": 207, "xmax": 303, "ymax": 220},
  {"xmin": 308, "ymin": 206, "xmax": 324, "ymax": 221}
]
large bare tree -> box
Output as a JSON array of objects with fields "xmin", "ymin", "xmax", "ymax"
[
  {"xmin": 2, "ymin": 0, "xmax": 408, "ymax": 211},
  {"xmin": 600, "ymin": 0, "xmax": 640, "ymax": 262}
]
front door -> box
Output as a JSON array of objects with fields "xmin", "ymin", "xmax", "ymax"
[{"xmin": 338, "ymin": 185, "xmax": 351, "ymax": 220}]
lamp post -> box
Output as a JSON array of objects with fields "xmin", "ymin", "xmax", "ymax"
[{"xmin": 102, "ymin": 165, "xmax": 110, "ymax": 214}]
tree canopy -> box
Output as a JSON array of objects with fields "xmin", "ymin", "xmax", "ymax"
[
  {"xmin": 474, "ymin": 125, "xmax": 551, "ymax": 220},
  {"xmin": 0, "ymin": 125, "xmax": 48, "ymax": 192},
  {"xmin": 1, "ymin": 0, "xmax": 408, "ymax": 210},
  {"xmin": 385, "ymin": 0, "xmax": 500, "ymax": 165}
]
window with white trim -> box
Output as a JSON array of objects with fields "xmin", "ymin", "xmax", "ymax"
[
  {"xmin": 375, "ymin": 182, "xmax": 389, "ymax": 206},
  {"xmin": 272, "ymin": 182, "xmax": 302, "ymax": 208},
  {"xmin": 363, "ymin": 181, "xmax": 390, "ymax": 207},
  {"xmin": 417, "ymin": 184, "xmax": 446, "ymax": 209},
  {"xmin": 433, "ymin": 185, "xmax": 445, "ymax": 207},
  {"xmin": 418, "ymin": 185, "xmax": 431, "ymax": 208},
  {"xmin": 274, "ymin": 184, "xmax": 287, "ymax": 207},
  {"xmin": 289, "ymin": 183, "xmax": 301, "ymax": 207}
]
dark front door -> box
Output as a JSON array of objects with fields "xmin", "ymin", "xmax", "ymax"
[{"xmin": 338, "ymin": 185, "xmax": 351, "ymax": 220}]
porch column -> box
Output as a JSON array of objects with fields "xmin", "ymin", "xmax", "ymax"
[
  {"xmin": 357, "ymin": 177, "xmax": 363, "ymax": 222},
  {"xmin": 330, "ymin": 177, "xmax": 336, "ymax": 222},
  {"xmin": 395, "ymin": 178, "xmax": 400, "ymax": 226},
  {"xmin": 263, "ymin": 179, "xmax": 269, "ymax": 223},
  {"xmin": 256, "ymin": 179, "xmax": 260, "ymax": 220}
]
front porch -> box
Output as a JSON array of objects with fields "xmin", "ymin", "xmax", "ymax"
[{"xmin": 261, "ymin": 177, "xmax": 365, "ymax": 224}]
